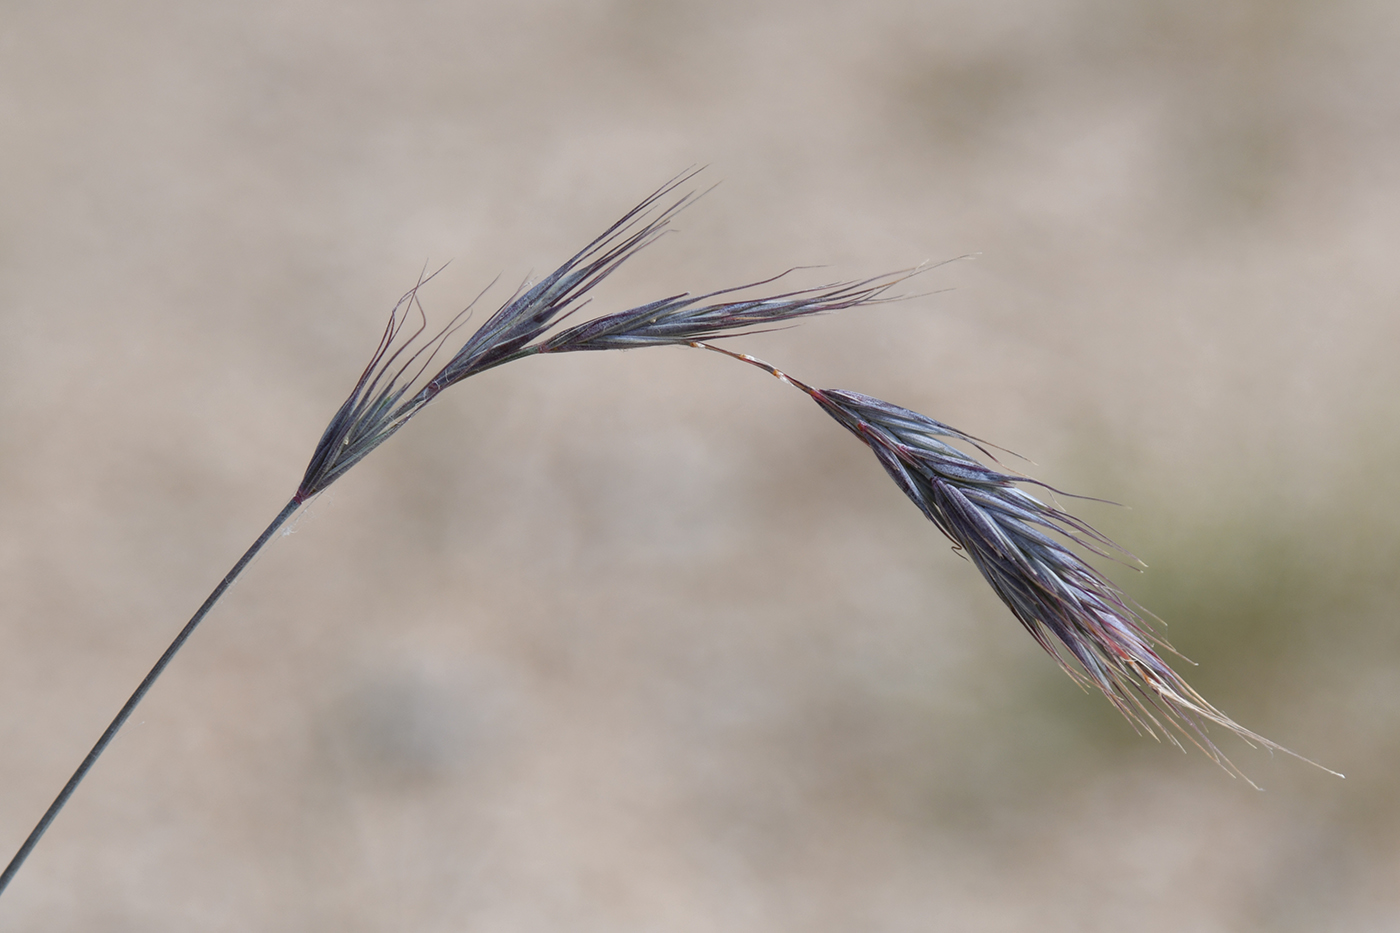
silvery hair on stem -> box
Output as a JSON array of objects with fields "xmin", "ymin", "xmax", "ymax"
[{"xmin": 0, "ymin": 169, "xmax": 1340, "ymax": 902}]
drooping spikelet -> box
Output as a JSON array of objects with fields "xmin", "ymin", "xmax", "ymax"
[{"xmin": 688, "ymin": 343, "xmax": 1339, "ymax": 786}]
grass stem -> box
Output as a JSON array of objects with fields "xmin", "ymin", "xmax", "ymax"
[{"xmin": 0, "ymin": 497, "xmax": 302, "ymax": 897}]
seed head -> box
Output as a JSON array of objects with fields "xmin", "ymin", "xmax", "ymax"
[
  {"xmin": 692, "ymin": 342, "xmax": 1340, "ymax": 786},
  {"xmin": 294, "ymin": 173, "xmax": 1337, "ymax": 785}
]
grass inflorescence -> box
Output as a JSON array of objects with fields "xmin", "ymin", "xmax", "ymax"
[{"xmin": 0, "ymin": 169, "xmax": 1338, "ymax": 903}]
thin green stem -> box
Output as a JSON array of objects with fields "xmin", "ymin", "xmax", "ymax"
[{"xmin": 0, "ymin": 497, "xmax": 303, "ymax": 898}]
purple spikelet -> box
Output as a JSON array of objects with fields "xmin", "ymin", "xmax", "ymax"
[
  {"xmin": 297, "ymin": 171, "xmax": 917, "ymax": 501},
  {"xmin": 691, "ymin": 343, "xmax": 1339, "ymax": 785}
]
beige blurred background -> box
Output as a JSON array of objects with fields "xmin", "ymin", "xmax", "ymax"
[{"xmin": 2, "ymin": 0, "xmax": 1398, "ymax": 929}]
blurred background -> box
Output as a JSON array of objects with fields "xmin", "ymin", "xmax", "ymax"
[{"xmin": 2, "ymin": 0, "xmax": 1398, "ymax": 929}]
